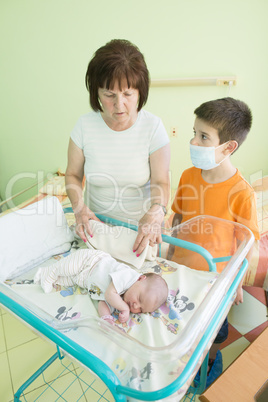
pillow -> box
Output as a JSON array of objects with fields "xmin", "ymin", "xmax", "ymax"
[
  {"xmin": 0, "ymin": 196, "xmax": 74, "ymax": 281},
  {"xmin": 39, "ymin": 175, "xmax": 67, "ymax": 196},
  {"xmin": 85, "ymin": 220, "xmax": 157, "ymax": 269}
]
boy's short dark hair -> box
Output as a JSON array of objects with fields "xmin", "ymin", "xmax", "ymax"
[
  {"xmin": 194, "ymin": 97, "xmax": 252, "ymax": 150},
  {"xmin": 85, "ymin": 39, "xmax": 150, "ymax": 112}
]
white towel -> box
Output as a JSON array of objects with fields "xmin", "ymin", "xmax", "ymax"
[
  {"xmin": 85, "ymin": 220, "xmax": 157, "ymax": 269},
  {"xmin": 0, "ymin": 196, "xmax": 74, "ymax": 281}
]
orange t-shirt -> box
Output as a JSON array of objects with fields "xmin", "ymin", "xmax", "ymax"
[{"xmin": 171, "ymin": 167, "xmax": 260, "ymax": 272}]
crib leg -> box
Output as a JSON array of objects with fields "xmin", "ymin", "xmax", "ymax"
[
  {"xmin": 188, "ymin": 352, "xmax": 209, "ymax": 396},
  {"xmin": 14, "ymin": 352, "xmax": 58, "ymax": 401},
  {"xmin": 198, "ymin": 353, "xmax": 210, "ymax": 394}
]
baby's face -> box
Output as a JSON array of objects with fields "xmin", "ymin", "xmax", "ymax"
[{"xmin": 123, "ymin": 278, "xmax": 158, "ymax": 314}]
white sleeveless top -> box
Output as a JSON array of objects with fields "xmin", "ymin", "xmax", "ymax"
[{"xmin": 70, "ymin": 110, "xmax": 169, "ymax": 223}]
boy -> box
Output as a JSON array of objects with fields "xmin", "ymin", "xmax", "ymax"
[
  {"xmin": 35, "ymin": 249, "xmax": 168, "ymax": 325},
  {"xmin": 169, "ymin": 97, "xmax": 260, "ymax": 385}
]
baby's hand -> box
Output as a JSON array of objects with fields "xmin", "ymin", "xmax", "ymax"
[{"xmin": 118, "ymin": 310, "xmax": 129, "ymax": 323}]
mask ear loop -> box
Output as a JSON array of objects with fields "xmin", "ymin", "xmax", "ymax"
[
  {"xmin": 219, "ymin": 141, "xmax": 238, "ymax": 165},
  {"xmin": 227, "ymin": 80, "xmax": 233, "ymax": 96},
  {"xmin": 216, "ymin": 141, "xmax": 234, "ymax": 166}
]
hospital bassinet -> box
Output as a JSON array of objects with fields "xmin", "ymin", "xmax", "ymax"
[{"xmin": 0, "ymin": 195, "xmax": 254, "ymax": 401}]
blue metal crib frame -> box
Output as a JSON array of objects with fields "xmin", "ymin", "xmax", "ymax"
[{"xmin": 0, "ymin": 213, "xmax": 250, "ymax": 401}]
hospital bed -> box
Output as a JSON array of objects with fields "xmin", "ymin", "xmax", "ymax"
[{"xmin": 0, "ymin": 193, "xmax": 254, "ymax": 401}]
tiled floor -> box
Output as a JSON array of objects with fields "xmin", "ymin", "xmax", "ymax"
[
  {"xmin": 0, "ymin": 307, "xmax": 113, "ymax": 402},
  {"xmin": 0, "ymin": 287, "xmax": 267, "ymax": 402},
  {"xmin": 219, "ymin": 286, "xmax": 268, "ymax": 372}
]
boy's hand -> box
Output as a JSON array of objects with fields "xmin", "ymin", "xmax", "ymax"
[
  {"xmin": 233, "ymin": 287, "xmax": 243, "ymax": 305},
  {"xmin": 167, "ymin": 244, "xmax": 175, "ymax": 261},
  {"xmin": 118, "ymin": 310, "xmax": 130, "ymax": 323}
]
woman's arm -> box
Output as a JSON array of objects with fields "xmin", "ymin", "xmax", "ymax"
[
  {"xmin": 65, "ymin": 139, "xmax": 98, "ymax": 241},
  {"xmin": 133, "ymin": 143, "xmax": 171, "ymax": 255},
  {"xmin": 104, "ymin": 282, "xmax": 130, "ymax": 323}
]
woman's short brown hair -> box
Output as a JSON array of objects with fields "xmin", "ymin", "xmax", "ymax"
[{"xmin": 85, "ymin": 39, "xmax": 150, "ymax": 112}]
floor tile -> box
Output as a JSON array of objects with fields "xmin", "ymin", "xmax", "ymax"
[
  {"xmin": 244, "ymin": 321, "xmax": 268, "ymax": 343},
  {"xmin": 8, "ymin": 337, "xmax": 58, "ymax": 393},
  {"xmin": 0, "ymin": 352, "xmax": 13, "ymax": 401},
  {"xmin": 219, "ymin": 323, "xmax": 242, "ymax": 349},
  {"xmin": 221, "ymin": 336, "xmax": 250, "ymax": 371},
  {"xmin": 0, "ymin": 305, "xmax": 7, "ymax": 315},
  {"xmin": 8, "ymin": 340, "xmax": 86, "ymax": 399},
  {"xmin": 243, "ymin": 286, "xmax": 267, "ymax": 305},
  {"xmin": 2, "ymin": 312, "xmax": 38, "ymax": 350},
  {"xmin": 0, "ymin": 316, "xmax": 7, "ymax": 354},
  {"xmin": 228, "ymin": 291, "xmax": 267, "ymax": 334},
  {"xmin": 78, "ymin": 368, "xmax": 114, "ymax": 401},
  {"xmin": 60, "ymin": 352, "xmax": 85, "ymax": 372},
  {"xmin": 21, "ymin": 371, "xmax": 87, "ymax": 401},
  {"xmin": 82, "ymin": 386, "xmax": 114, "ymax": 402}
]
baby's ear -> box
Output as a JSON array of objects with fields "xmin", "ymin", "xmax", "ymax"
[{"xmin": 138, "ymin": 275, "xmax": 147, "ymax": 281}]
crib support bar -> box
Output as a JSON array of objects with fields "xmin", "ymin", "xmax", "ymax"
[
  {"xmin": 162, "ymin": 234, "xmax": 217, "ymax": 272},
  {"xmin": 14, "ymin": 352, "xmax": 58, "ymax": 401},
  {"xmin": 0, "ymin": 292, "xmax": 127, "ymax": 402}
]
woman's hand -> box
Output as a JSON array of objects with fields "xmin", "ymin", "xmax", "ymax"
[
  {"xmin": 65, "ymin": 139, "xmax": 100, "ymax": 242},
  {"xmin": 133, "ymin": 143, "xmax": 170, "ymax": 256},
  {"xmin": 74, "ymin": 203, "xmax": 100, "ymax": 242},
  {"xmin": 133, "ymin": 205, "xmax": 165, "ymax": 256}
]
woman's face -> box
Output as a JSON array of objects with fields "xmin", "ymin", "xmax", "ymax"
[{"xmin": 98, "ymin": 79, "xmax": 139, "ymax": 131}]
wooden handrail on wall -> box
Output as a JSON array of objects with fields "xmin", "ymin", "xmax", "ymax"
[
  {"xmin": 0, "ymin": 172, "xmax": 59, "ymax": 209},
  {"xmin": 150, "ymin": 76, "xmax": 237, "ymax": 87}
]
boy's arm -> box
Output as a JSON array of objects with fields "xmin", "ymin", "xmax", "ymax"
[
  {"xmin": 105, "ymin": 282, "xmax": 130, "ymax": 323},
  {"xmin": 167, "ymin": 213, "xmax": 182, "ymax": 260},
  {"xmin": 171, "ymin": 213, "xmax": 182, "ymax": 228},
  {"xmin": 234, "ymin": 242, "xmax": 256, "ymax": 305}
]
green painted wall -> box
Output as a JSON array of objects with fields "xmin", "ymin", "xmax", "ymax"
[{"xmin": 1, "ymin": 0, "xmax": 268, "ymax": 208}]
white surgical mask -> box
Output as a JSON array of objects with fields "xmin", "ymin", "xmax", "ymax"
[{"xmin": 190, "ymin": 142, "xmax": 229, "ymax": 170}]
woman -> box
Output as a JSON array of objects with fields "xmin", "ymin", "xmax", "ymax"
[{"xmin": 65, "ymin": 39, "xmax": 170, "ymax": 256}]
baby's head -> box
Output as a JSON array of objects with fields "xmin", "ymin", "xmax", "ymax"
[{"xmin": 123, "ymin": 273, "xmax": 168, "ymax": 314}]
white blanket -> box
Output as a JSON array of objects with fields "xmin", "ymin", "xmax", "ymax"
[
  {"xmin": 0, "ymin": 196, "xmax": 74, "ymax": 281},
  {"xmin": 86, "ymin": 220, "xmax": 157, "ymax": 269}
]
